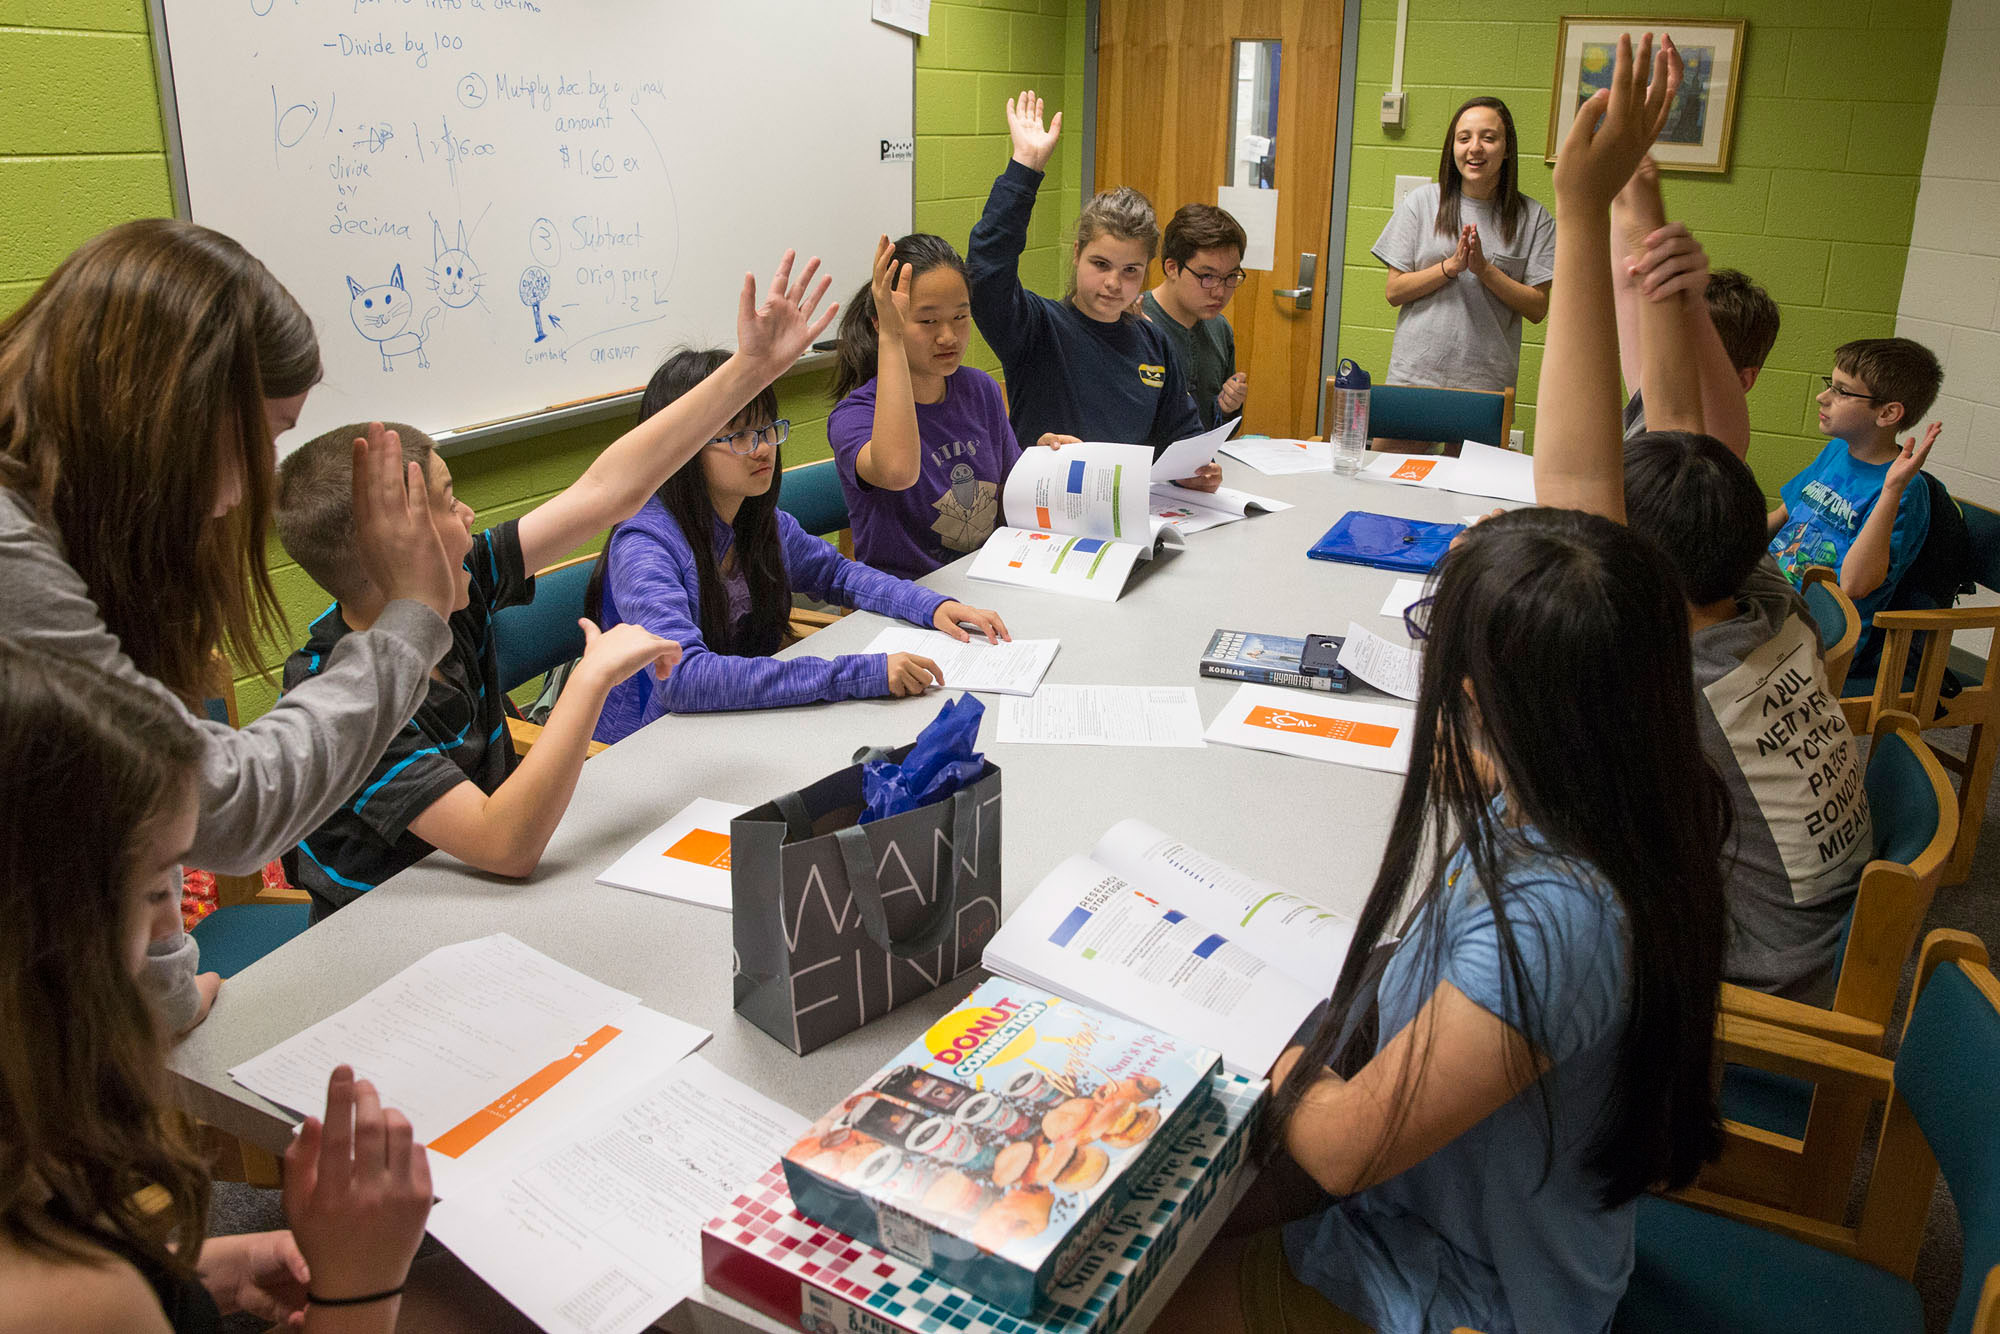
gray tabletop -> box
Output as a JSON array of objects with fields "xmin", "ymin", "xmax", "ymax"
[{"xmin": 169, "ymin": 461, "xmax": 1480, "ymax": 1309}]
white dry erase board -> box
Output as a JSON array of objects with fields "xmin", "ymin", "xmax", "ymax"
[{"xmin": 150, "ymin": 1, "xmax": 914, "ymax": 451}]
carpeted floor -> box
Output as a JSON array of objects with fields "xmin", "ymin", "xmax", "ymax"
[{"xmin": 207, "ymin": 727, "xmax": 2000, "ymax": 1333}]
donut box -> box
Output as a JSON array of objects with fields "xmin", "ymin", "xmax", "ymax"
[{"xmin": 778, "ymin": 979, "xmax": 1220, "ymax": 1315}]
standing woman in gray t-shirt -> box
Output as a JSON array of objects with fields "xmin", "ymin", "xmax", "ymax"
[{"xmin": 1373, "ymin": 97, "xmax": 1556, "ymax": 405}]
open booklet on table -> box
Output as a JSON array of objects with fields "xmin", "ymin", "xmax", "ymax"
[
  {"xmin": 968, "ymin": 442, "xmax": 1184, "ymax": 602},
  {"xmin": 982, "ymin": 819, "xmax": 1355, "ymax": 1078}
]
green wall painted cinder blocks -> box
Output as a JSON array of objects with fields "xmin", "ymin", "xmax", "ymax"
[
  {"xmin": 1336, "ymin": 0, "xmax": 1948, "ymax": 499},
  {"xmin": 3, "ymin": 0, "xmax": 1088, "ymax": 715}
]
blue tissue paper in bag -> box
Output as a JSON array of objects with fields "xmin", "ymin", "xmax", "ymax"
[{"xmin": 861, "ymin": 695, "xmax": 986, "ymax": 824}]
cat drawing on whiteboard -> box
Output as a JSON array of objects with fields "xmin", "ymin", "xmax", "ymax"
[
  {"xmin": 426, "ymin": 220, "xmax": 483, "ymax": 310},
  {"xmin": 346, "ymin": 265, "xmax": 438, "ymax": 371}
]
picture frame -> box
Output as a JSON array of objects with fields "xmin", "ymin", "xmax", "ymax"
[{"xmin": 1544, "ymin": 16, "xmax": 1746, "ymax": 174}]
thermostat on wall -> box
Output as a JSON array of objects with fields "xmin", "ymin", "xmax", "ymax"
[{"xmin": 1380, "ymin": 90, "xmax": 1406, "ymax": 128}]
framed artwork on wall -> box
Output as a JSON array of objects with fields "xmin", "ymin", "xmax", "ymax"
[{"xmin": 1545, "ymin": 16, "xmax": 1746, "ymax": 174}]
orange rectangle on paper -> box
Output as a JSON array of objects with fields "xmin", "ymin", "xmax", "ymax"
[
  {"xmin": 427, "ymin": 1024, "xmax": 622, "ymax": 1159},
  {"xmin": 664, "ymin": 827, "xmax": 731, "ymax": 869},
  {"xmin": 1391, "ymin": 459, "xmax": 1437, "ymax": 481},
  {"xmin": 1036, "ymin": 506, "xmax": 1052, "ymax": 528},
  {"xmin": 1245, "ymin": 705, "xmax": 1400, "ymax": 749}
]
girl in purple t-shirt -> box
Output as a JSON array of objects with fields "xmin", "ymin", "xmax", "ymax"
[{"xmin": 828, "ymin": 234, "xmax": 1027, "ymax": 581}]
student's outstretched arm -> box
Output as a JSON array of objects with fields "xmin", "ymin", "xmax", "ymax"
[
  {"xmin": 966, "ymin": 92, "xmax": 1061, "ymax": 366},
  {"xmin": 516, "ymin": 252, "xmax": 837, "ymax": 572},
  {"xmin": 1616, "ymin": 159, "xmax": 1702, "ymax": 437},
  {"xmin": 406, "ymin": 622, "xmax": 679, "ymax": 878},
  {"xmin": 1841, "ymin": 423, "xmax": 1940, "ymax": 600},
  {"xmin": 853, "ymin": 239, "xmax": 923, "ymax": 490},
  {"xmin": 1533, "ymin": 33, "xmax": 1682, "ymax": 521}
]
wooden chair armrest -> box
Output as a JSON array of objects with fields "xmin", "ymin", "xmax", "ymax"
[
  {"xmin": 507, "ymin": 717, "xmax": 607, "ymax": 759},
  {"xmin": 790, "ymin": 608, "xmax": 844, "ymax": 628},
  {"xmin": 1717, "ymin": 1013, "xmax": 1893, "ymax": 1099},
  {"xmin": 1872, "ymin": 606, "xmax": 2000, "ymax": 631},
  {"xmin": 253, "ymin": 885, "xmax": 312, "ymax": 906},
  {"xmin": 1665, "ymin": 1182, "xmax": 1863, "ymax": 1260},
  {"xmin": 1717, "ymin": 984, "xmax": 1884, "ymax": 1051}
]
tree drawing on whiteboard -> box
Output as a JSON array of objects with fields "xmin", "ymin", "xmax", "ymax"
[
  {"xmin": 428, "ymin": 220, "xmax": 485, "ymax": 311},
  {"xmin": 346, "ymin": 265, "xmax": 438, "ymax": 371},
  {"xmin": 519, "ymin": 265, "xmax": 561, "ymax": 343}
]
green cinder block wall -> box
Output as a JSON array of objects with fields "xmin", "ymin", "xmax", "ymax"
[
  {"xmin": 1338, "ymin": 0, "xmax": 1951, "ymax": 498},
  {"xmin": 0, "ymin": 0, "xmax": 1085, "ymax": 717}
]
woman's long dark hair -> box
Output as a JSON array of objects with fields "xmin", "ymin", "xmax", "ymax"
[
  {"xmin": 1434, "ymin": 96, "xmax": 1526, "ymax": 249},
  {"xmin": 0, "ymin": 642, "xmax": 210, "ymax": 1276},
  {"xmin": 1266, "ymin": 509, "xmax": 1728, "ymax": 1207},
  {"xmin": 590, "ymin": 348, "xmax": 791, "ymax": 655},
  {"xmin": 831, "ymin": 233, "xmax": 968, "ymax": 402}
]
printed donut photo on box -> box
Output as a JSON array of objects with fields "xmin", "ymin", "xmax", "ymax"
[{"xmin": 781, "ymin": 979, "xmax": 1219, "ymax": 1315}]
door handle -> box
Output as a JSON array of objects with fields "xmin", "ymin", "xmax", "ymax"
[{"xmin": 1274, "ymin": 252, "xmax": 1317, "ymax": 310}]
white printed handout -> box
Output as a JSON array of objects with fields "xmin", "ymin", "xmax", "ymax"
[
  {"xmin": 1360, "ymin": 452, "xmax": 1453, "ymax": 489},
  {"xmin": 425, "ymin": 1005, "xmax": 711, "ymax": 1200},
  {"xmin": 429, "ymin": 1055, "xmax": 808, "ymax": 1334},
  {"xmin": 1150, "ymin": 481, "xmax": 1293, "ymax": 537},
  {"xmin": 596, "ymin": 797, "xmax": 754, "ymax": 909},
  {"xmin": 1449, "ymin": 441, "xmax": 1537, "ymax": 504},
  {"xmin": 860, "ymin": 626, "xmax": 1060, "ymax": 696},
  {"xmin": 1218, "ymin": 437, "xmax": 1333, "ymax": 475},
  {"xmin": 969, "ymin": 443, "xmax": 1183, "ymax": 602},
  {"xmin": 1378, "ymin": 578, "xmax": 1429, "ymax": 619},
  {"xmin": 1337, "ymin": 621, "xmax": 1423, "ymax": 701},
  {"xmin": 228, "ymin": 934, "xmax": 638, "ymax": 1145},
  {"xmin": 983, "ymin": 820, "xmax": 1358, "ymax": 1077},
  {"xmin": 994, "ymin": 685, "xmax": 1207, "ymax": 749},
  {"xmin": 1204, "ymin": 683, "xmax": 1417, "ymax": 775},
  {"xmin": 1149, "ymin": 415, "xmax": 1240, "ymax": 483},
  {"xmin": 1359, "ymin": 443, "xmax": 1535, "ymax": 505}
]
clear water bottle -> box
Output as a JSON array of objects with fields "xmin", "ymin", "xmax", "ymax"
[{"xmin": 1331, "ymin": 358, "xmax": 1371, "ymax": 476}]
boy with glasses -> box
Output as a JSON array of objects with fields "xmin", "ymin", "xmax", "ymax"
[
  {"xmin": 1141, "ymin": 204, "xmax": 1249, "ymax": 429},
  {"xmin": 1768, "ymin": 337, "xmax": 1945, "ymax": 654}
]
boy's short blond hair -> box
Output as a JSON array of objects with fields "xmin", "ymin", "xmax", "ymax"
[{"xmin": 275, "ymin": 422, "xmax": 437, "ymax": 601}]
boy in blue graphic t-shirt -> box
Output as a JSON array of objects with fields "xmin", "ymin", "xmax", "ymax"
[{"xmin": 1768, "ymin": 337, "xmax": 1945, "ymax": 659}]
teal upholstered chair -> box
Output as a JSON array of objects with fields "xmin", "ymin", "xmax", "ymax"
[
  {"xmin": 1842, "ymin": 498, "xmax": 2000, "ymax": 886},
  {"xmin": 1713, "ymin": 711, "xmax": 1957, "ymax": 1221},
  {"xmin": 1618, "ymin": 930, "xmax": 2000, "ymax": 1334},
  {"xmin": 1348, "ymin": 380, "xmax": 1515, "ymax": 449},
  {"xmin": 188, "ymin": 658, "xmax": 312, "ymax": 978},
  {"xmin": 1800, "ymin": 565, "xmax": 1861, "ymax": 697},
  {"xmin": 774, "ymin": 457, "xmax": 855, "ymax": 637},
  {"xmin": 493, "ymin": 552, "xmax": 597, "ymax": 694}
]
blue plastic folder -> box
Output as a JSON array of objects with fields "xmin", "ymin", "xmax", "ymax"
[{"xmin": 1308, "ymin": 511, "xmax": 1465, "ymax": 573}]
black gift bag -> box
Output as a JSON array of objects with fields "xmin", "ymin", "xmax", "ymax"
[{"xmin": 731, "ymin": 744, "xmax": 1002, "ymax": 1055}]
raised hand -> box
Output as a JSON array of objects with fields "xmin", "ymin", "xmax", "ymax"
[
  {"xmin": 282, "ymin": 1066, "xmax": 431, "ymax": 1308},
  {"xmin": 736, "ymin": 249, "xmax": 838, "ymax": 372},
  {"xmin": 1886, "ymin": 421, "xmax": 1943, "ymax": 491},
  {"xmin": 1553, "ymin": 33, "xmax": 1684, "ymax": 212},
  {"xmin": 1630, "ymin": 222, "xmax": 1710, "ymax": 302},
  {"xmin": 869, "ymin": 235, "xmax": 911, "ymax": 346},
  {"xmin": 1006, "ymin": 90, "xmax": 1062, "ymax": 172},
  {"xmin": 350, "ymin": 423, "xmax": 456, "ymax": 622},
  {"xmin": 577, "ymin": 618, "xmax": 681, "ymax": 685}
]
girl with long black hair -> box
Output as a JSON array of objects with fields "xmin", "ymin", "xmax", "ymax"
[
  {"xmin": 1165, "ymin": 38, "xmax": 1715, "ymax": 1334},
  {"xmin": 590, "ymin": 349, "xmax": 1009, "ymax": 740}
]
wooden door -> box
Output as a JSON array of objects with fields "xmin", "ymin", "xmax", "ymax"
[{"xmin": 1096, "ymin": 0, "xmax": 1343, "ymax": 438}]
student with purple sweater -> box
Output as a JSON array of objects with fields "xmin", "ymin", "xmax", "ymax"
[
  {"xmin": 591, "ymin": 349, "xmax": 1010, "ymax": 742},
  {"xmin": 828, "ymin": 234, "xmax": 1029, "ymax": 580}
]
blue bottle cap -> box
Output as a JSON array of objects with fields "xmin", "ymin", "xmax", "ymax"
[{"xmin": 1335, "ymin": 358, "xmax": 1371, "ymax": 390}]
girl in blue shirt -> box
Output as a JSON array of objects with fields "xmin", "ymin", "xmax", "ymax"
[{"xmin": 1168, "ymin": 507, "xmax": 1729, "ymax": 1334}]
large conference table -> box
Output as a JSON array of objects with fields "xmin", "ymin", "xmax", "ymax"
[{"xmin": 170, "ymin": 457, "xmax": 1484, "ymax": 1331}]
